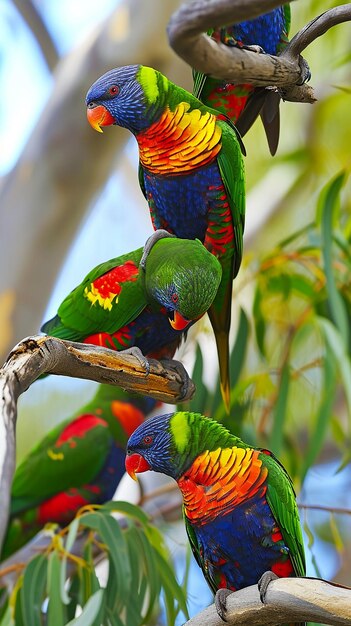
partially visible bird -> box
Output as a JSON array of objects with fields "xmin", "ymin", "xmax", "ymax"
[
  {"xmin": 41, "ymin": 232, "xmax": 222, "ymax": 361},
  {"xmin": 125, "ymin": 411, "xmax": 306, "ymax": 624},
  {"xmin": 192, "ymin": 6, "xmax": 291, "ymax": 155},
  {"xmin": 1, "ymin": 385, "xmax": 157, "ymax": 560},
  {"xmin": 86, "ymin": 64, "xmax": 246, "ymax": 411}
]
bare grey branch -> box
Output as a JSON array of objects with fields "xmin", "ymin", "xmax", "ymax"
[
  {"xmin": 168, "ymin": 0, "xmax": 351, "ymax": 102},
  {"xmin": 185, "ymin": 576, "xmax": 351, "ymax": 625},
  {"xmin": 0, "ymin": 335, "xmax": 194, "ymax": 550}
]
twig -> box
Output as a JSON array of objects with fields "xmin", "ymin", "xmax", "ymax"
[
  {"xmin": 286, "ymin": 5, "xmax": 351, "ymax": 58},
  {"xmin": 185, "ymin": 576, "xmax": 351, "ymax": 625},
  {"xmin": 11, "ymin": 0, "xmax": 59, "ymax": 71},
  {"xmin": 168, "ymin": 0, "xmax": 351, "ymax": 103},
  {"xmin": 139, "ymin": 481, "xmax": 179, "ymax": 505},
  {"xmin": 0, "ymin": 335, "xmax": 194, "ymax": 552},
  {"xmin": 299, "ymin": 504, "xmax": 351, "ymax": 516}
]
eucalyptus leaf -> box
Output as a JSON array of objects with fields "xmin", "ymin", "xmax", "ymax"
[
  {"xmin": 66, "ymin": 589, "xmax": 104, "ymax": 626},
  {"xmin": 47, "ymin": 551, "xmax": 66, "ymax": 626},
  {"xmin": 21, "ymin": 554, "xmax": 47, "ymax": 626}
]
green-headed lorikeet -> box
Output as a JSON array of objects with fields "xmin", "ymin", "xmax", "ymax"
[
  {"xmin": 1, "ymin": 385, "xmax": 157, "ymax": 560},
  {"xmin": 41, "ymin": 232, "xmax": 222, "ymax": 362}
]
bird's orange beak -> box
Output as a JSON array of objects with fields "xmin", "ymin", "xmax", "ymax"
[
  {"xmin": 169, "ymin": 310, "xmax": 191, "ymax": 331},
  {"xmin": 86, "ymin": 104, "xmax": 115, "ymax": 133},
  {"xmin": 125, "ymin": 453, "xmax": 150, "ymax": 481}
]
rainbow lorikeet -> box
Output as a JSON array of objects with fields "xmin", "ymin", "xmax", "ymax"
[
  {"xmin": 85, "ymin": 65, "xmax": 246, "ymax": 412},
  {"xmin": 192, "ymin": 6, "xmax": 291, "ymax": 155},
  {"xmin": 125, "ymin": 411, "xmax": 306, "ymax": 624},
  {"xmin": 41, "ymin": 232, "xmax": 222, "ymax": 362},
  {"xmin": 1, "ymin": 385, "xmax": 157, "ymax": 561}
]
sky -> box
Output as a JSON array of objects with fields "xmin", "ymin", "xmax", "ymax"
[{"xmin": 0, "ymin": 0, "xmax": 119, "ymax": 173}]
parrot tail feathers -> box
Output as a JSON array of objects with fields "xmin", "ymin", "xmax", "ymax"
[{"xmin": 208, "ymin": 306, "xmax": 231, "ymax": 415}]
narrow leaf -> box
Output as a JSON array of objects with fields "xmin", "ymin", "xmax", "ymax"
[
  {"xmin": 319, "ymin": 172, "xmax": 348, "ymax": 345},
  {"xmin": 66, "ymin": 590, "xmax": 104, "ymax": 626},
  {"xmin": 80, "ymin": 512, "xmax": 131, "ymax": 614},
  {"xmin": 187, "ymin": 344, "xmax": 208, "ymax": 414},
  {"xmin": 269, "ymin": 364, "xmax": 290, "ymax": 455},
  {"xmin": 21, "ymin": 554, "xmax": 47, "ymax": 626},
  {"xmin": 300, "ymin": 345, "xmax": 337, "ymax": 481},
  {"xmin": 303, "ymin": 518, "xmax": 322, "ymax": 578},
  {"xmin": 329, "ymin": 514, "xmax": 344, "ymax": 554},
  {"xmin": 100, "ymin": 500, "xmax": 149, "ymax": 525},
  {"xmin": 0, "ymin": 605, "xmax": 11, "ymax": 626},
  {"xmin": 230, "ymin": 307, "xmax": 249, "ymax": 389},
  {"xmin": 61, "ymin": 518, "xmax": 80, "ymax": 606},
  {"xmin": 47, "ymin": 552, "xmax": 66, "ymax": 626},
  {"xmin": 317, "ymin": 317, "xmax": 351, "ymax": 423}
]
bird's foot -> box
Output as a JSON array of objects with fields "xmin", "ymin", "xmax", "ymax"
[
  {"xmin": 219, "ymin": 30, "xmax": 264, "ymax": 54},
  {"xmin": 258, "ymin": 570, "xmax": 279, "ymax": 604},
  {"xmin": 121, "ymin": 347, "xmax": 150, "ymax": 376},
  {"xmin": 215, "ymin": 588, "xmax": 233, "ymax": 622},
  {"xmin": 297, "ymin": 56, "xmax": 311, "ymax": 85},
  {"xmin": 160, "ymin": 358, "xmax": 189, "ymax": 400},
  {"xmin": 139, "ymin": 230, "xmax": 175, "ymax": 270},
  {"xmin": 242, "ymin": 43, "xmax": 265, "ymax": 54}
]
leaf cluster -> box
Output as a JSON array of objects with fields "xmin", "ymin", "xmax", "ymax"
[
  {"xmin": 0, "ymin": 502, "xmax": 188, "ymax": 626},
  {"xmin": 185, "ymin": 173, "xmax": 351, "ymax": 484}
]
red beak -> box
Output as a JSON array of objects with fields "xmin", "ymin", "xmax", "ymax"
[
  {"xmin": 86, "ymin": 104, "xmax": 115, "ymax": 133},
  {"xmin": 169, "ymin": 310, "xmax": 191, "ymax": 331},
  {"xmin": 125, "ymin": 453, "xmax": 151, "ymax": 481}
]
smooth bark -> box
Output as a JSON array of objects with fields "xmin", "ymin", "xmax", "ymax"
[{"xmin": 185, "ymin": 576, "xmax": 351, "ymax": 625}]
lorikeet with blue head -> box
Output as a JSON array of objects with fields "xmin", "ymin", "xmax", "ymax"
[
  {"xmin": 41, "ymin": 231, "xmax": 222, "ymax": 363},
  {"xmin": 85, "ymin": 65, "xmax": 246, "ymax": 412},
  {"xmin": 1, "ymin": 385, "xmax": 158, "ymax": 561},
  {"xmin": 192, "ymin": 5, "xmax": 291, "ymax": 155},
  {"xmin": 126, "ymin": 411, "xmax": 306, "ymax": 624}
]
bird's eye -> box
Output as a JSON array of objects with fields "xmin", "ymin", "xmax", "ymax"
[
  {"xmin": 108, "ymin": 85, "xmax": 119, "ymax": 96},
  {"xmin": 171, "ymin": 292, "xmax": 179, "ymax": 303},
  {"xmin": 143, "ymin": 435, "xmax": 153, "ymax": 445}
]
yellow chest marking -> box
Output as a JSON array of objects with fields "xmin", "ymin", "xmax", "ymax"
[
  {"xmin": 178, "ymin": 447, "xmax": 267, "ymax": 524},
  {"xmin": 137, "ymin": 103, "xmax": 222, "ymax": 175}
]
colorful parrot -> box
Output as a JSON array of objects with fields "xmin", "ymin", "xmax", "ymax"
[
  {"xmin": 85, "ymin": 64, "xmax": 246, "ymax": 411},
  {"xmin": 41, "ymin": 232, "xmax": 222, "ymax": 361},
  {"xmin": 125, "ymin": 411, "xmax": 306, "ymax": 623},
  {"xmin": 1, "ymin": 385, "xmax": 157, "ymax": 561},
  {"xmin": 192, "ymin": 6, "xmax": 291, "ymax": 155}
]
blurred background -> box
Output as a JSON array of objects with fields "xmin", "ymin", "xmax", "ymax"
[{"xmin": 0, "ymin": 0, "xmax": 350, "ymax": 621}]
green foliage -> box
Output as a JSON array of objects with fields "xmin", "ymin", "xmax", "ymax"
[
  {"xmin": 0, "ymin": 503, "xmax": 188, "ymax": 626},
  {"xmin": 186, "ymin": 172, "xmax": 351, "ymax": 485}
]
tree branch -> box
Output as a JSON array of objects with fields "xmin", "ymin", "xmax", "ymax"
[
  {"xmin": 167, "ymin": 0, "xmax": 351, "ymax": 102},
  {"xmin": 11, "ymin": 0, "xmax": 59, "ymax": 72},
  {"xmin": 0, "ymin": 335, "xmax": 194, "ymax": 551},
  {"xmin": 286, "ymin": 5, "xmax": 351, "ymax": 58},
  {"xmin": 185, "ymin": 577, "xmax": 351, "ymax": 625}
]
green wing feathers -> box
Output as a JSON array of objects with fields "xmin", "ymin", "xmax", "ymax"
[
  {"xmin": 11, "ymin": 418, "xmax": 112, "ymax": 514},
  {"xmin": 262, "ymin": 452, "xmax": 306, "ymax": 577},
  {"xmin": 41, "ymin": 250, "xmax": 146, "ymax": 340}
]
